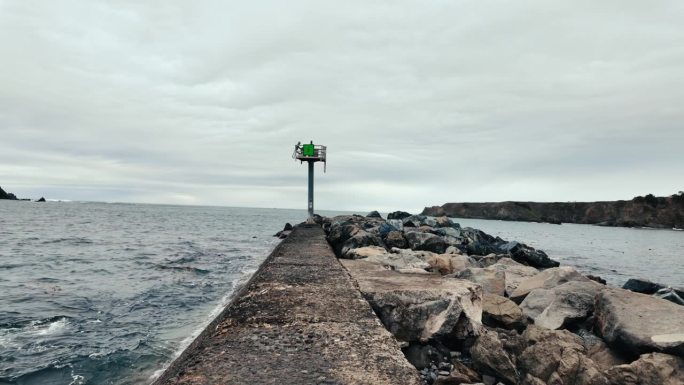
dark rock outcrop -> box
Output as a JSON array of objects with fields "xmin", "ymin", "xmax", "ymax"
[
  {"xmin": 498, "ymin": 241, "xmax": 559, "ymax": 268},
  {"xmin": 0, "ymin": 186, "xmax": 18, "ymax": 200},
  {"xmin": 367, "ymin": 210, "xmax": 383, "ymax": 218},
  {"xmin": 36, "ymin": 197, "xmax": 46, "ymax": 202},
  {"xmin": 623, "ymin": 278, "xmax": 684, "ymax": 300},
  {"xmin": 388, "ymin": 211, "xmax": 412, "ymax": 220}
]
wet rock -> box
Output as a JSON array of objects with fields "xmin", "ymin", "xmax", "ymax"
[
  {"xmin": 470, "ymin": 329, "xmax": 519, "ymax": 385},
  {"xmin": 594, "ymin": 287, "xmax": 684, "ymax": 357},
  {"xmin": 341, "ymin": 259, "xmax": 483, "ymax": 343},
  {"xmin": 487, "ymin": 258, "xmax": 539, "ymax": 297},
  {"xmin": 605, "ymin": 352, "xmax": 684, "ymax": 385},
  {"xmin": 519, "ymin": 326, "xmax": 608, "ymax": 385},
  {"xmin": 346, "ymin": 246, "xmax": 430, "ymax": 271},
  {"xmin": 622, "ymin": 278, "xmax": 665, "ymax": 294},
  {"xmin": 510, "ymin": 266, "xmax": 590, "ymax": 303},
  {"xmin": 388, "ymin": 211, "xmax": 412, "ymax": 220},
  {"xmin": 482, "ymin": 294, "xmax": 526, "ymax": 331},
  {"xmin": 654, "ymin": 287, "xmax": 684, "ymax": 306},
  {"xmin": 498, "ymin": 241, "xmax": 559, "ymax": 269},
  {"xmin": 519, "ymin": 280, "xmax": 604, "ymax": 330},
  {"xmin": 586, "ymin": 275, "xmax": 607, "ymax": 285},
  {"xmin": 453, "ymin": 268, "xmax": 506, "ymax": 296},
  {"xmin": 405, "ymin": 231, "xmax": 449, "ymax": 254},
  {"xmin": 384, "ymin": 230, "xmax": 408, "ymax": 249},
  {"xmin": 367, "ymin": 210, "xmax": 383, "ymax": 218}
]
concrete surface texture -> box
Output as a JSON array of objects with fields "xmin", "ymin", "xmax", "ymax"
[{"xmin": 153, "ymin": 225, "xmax": 421, "ymax": 385}]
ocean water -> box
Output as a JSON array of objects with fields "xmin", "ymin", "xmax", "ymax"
[
  {"xmin": 454, "ymin": 217, "xmax": 684, "ymax": 288},
  {"xmin": 0, "ymin": 201, "xmax": 336, "ymax": 385},
  {"xmin": 2, "ymin": 204, "xmax": 683, "ymax": 385}
]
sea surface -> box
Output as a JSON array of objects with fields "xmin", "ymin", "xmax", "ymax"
[
  {"xmin": 454, "ymin": 217, "xmax": 684, "ymax": 288},
  {"xmin": 1, "ymin": 203, "xmax": 683, "ymax": 385},
  {"xmin": 0, "ymin": 201, "xmax": 343, "ymax": 385}
]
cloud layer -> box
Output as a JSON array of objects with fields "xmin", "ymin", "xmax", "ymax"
[{"xmin": 1, "ymin": 0, "xmax": 683, "ymax": 212}]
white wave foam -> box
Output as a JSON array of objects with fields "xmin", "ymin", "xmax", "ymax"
[{"xmin": 35, "ymin": 318, "xmax": 68, "ymax": 336}]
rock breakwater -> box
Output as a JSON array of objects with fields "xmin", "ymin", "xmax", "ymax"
[{"xmin": 319, "ymin": 212, "xmax": 684, "ymax": 385}]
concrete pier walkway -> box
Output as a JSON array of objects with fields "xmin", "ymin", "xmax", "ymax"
[{"xmin": 153, "ymin": 225, "xmax": 420, "ymax": 385}]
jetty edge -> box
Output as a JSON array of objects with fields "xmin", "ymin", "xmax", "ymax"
[{"xmin": 152, "ymin": 224, "xmax": 421, "ymax": 385}]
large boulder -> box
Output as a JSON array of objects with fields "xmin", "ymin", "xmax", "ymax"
[
  {"xmin": 510, "ymin": 266, "xmax": 590, "ymax": 303},
  {"xmin": 405, "ymin": 231, "xmax": 449, "ymax": 254},
  {"xmin": 487, "ymin": 258, "xmax": 539, "ymax": 297},
  {"xmin": 518, "ymin": 326, "xmax": 608, "ymax": 385},
  {"xmin": 622, "ymin": 278, "xmax": 684, "ymax": 299},
  {"xmin": 423, "ymin": 253, "xmax": 476, "ymax": 275},
  {"xmin": 470, "ymin": 329, "xmax": 519, "ymax": 385},
  {"xmin": 499, "ymin": 241, "xmax": 559, "ymax": 268},
  {"xmin": 384, "ymin": 230, "xmax": 407, "ymax": 249},
  {"xmin": 345, "ymin": 246, "xmax": 430, "ymax": 272},
  {"xmin": 594, "ymin": 288, "xmax": 684, "ymax": 357},
  {"xmin": 366, "ymin": 210, "xmax": 383, "ymax": 218},
  {"xmin": 623, "ymin": 278, "xmax": 665, "ymax": 294},
  {"xmin": 453, "ymin": 267, "xmax": 506, "ymax": 296},
  {"xmin": 482, "ymin": 294, "xmax": 526, "ymax": 331},
  {"xmin": 605, "ymin": 352, "xmax": 684, "ymax": 385},
  {"xmin": 341, "ymin": 259, "xmax": 483, "ymax": 343},
  {"xmin": 519, "ymin": 280, "xmax": 605, "ymax": 330},
  {"xmin": 585, "ymin": 338, "xmax": 628, "ymax": 371},
  {"xmin": 387, "ymin": 211, "xmax": 412, "ymax": 220},
  {"xmin": 403, "ymin": 215, "xmax": 438, "ymax": 228},
  {"xmin": 386, "ymin": 219, "xmax": 404, "ymax": 232},
  {"xmin": 435, "ymin": 216, "xmax": 460, "ymax": 229},
  {"xmin": 326, "ymin": 218, "xmax": 384, "ymax": 258}
]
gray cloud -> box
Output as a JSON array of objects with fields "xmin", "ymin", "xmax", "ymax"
[{"xmin": 1, "ymin": 0, "xmax": 683, "ymax": 212}]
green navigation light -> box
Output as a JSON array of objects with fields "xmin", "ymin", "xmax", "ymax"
[{"xmin": 302, "ymin": 144, "xmax": 315, "ymax": 157}]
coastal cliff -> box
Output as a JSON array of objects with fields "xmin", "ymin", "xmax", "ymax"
[
  {"xmin": 0, "ymin": 186, "xmax": 18, "ymax": 200},
  {"xmin": 422, "ymin": 193, "xmax": 684, "ymax": 228}
]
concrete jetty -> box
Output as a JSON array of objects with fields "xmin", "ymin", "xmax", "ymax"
[{"xmin": 153, "ymin": 225, "xmax": 421, "ymax": 385}]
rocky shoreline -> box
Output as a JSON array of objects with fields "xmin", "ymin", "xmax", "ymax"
[
  {"xmin": 421, "ymin": 193, "xmax": 684, "ymax": 229},
  {"xmin": 279, "ymin": 212, "xmax": 684, "ymax": 385},
  {"xmin": 0, "ymin": 186, "xmax": 45, "ymax": 202}
]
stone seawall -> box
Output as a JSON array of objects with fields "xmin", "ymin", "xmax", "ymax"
[{"xmin": 153, "ymin": 224, "xmax": 420, "ymax": 385}]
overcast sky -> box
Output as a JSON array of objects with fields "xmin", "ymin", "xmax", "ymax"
[{"xmin": 1, "ymin": 1, "xmax": 683, "ymax": 212}]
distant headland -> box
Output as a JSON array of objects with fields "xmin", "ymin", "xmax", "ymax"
[
  {"xmin": 0, "ymin": 186, "xmax": 18, "ymax": 200},
  {"xmin": 422, "ymin": 192, "xmax": 684, "ymax": 229},
  {"xmin": 0, "ymin": 186, "xmax": 45, "ymax": 202}
]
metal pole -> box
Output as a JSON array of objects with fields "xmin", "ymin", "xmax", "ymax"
[{"xmin": 308, "ymin": 160, "xmax": 314, "ymax": 218}]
